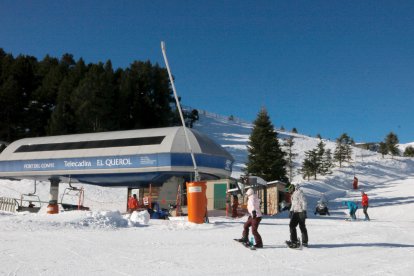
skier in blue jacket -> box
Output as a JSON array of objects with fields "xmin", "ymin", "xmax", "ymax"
[{"xmin": 343, "ymin": 200, "xmax": 358, "ymax": 220}]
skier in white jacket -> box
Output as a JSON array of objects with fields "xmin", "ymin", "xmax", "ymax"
[
  {"xmin": 286, "ymin": 184, "xmax": 309, "ymax": 248},
  {"xmin": 237, "ymin": 188, "xmax": 263, "ymax": 248}
]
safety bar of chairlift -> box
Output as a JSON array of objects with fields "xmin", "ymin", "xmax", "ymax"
[
  {"xmin": 60, "ymin": 178, "xmax": 85, "ymax": 210},
  {"xmin": 20, "ymin": 180, "xmax": 42, "ymax": 207}
]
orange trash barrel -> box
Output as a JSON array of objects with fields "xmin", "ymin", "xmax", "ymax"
[{"xmin": 186, "ymin": 181, "xmax": 207, "ymax": 224}]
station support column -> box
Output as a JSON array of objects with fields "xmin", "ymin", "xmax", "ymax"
[{"xmin": 47, "ymin": 178, "xmax": 60, "ymax": 214}]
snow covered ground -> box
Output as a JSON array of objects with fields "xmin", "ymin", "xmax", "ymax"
[{"xmin": 1, "ymin": 111, "xmax": 414, "ymax": 275}]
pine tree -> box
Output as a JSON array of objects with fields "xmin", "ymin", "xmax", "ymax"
[
  {"xmin": 322, "ymin": 149, "xmax": 334, "ymax": 174},
  {"xmin": 71, "ymin": 62, "xmax": 117, "ymax": 132},
  {"xmin": 385, "ymin": 132, "xmax": 400, "ymax": 158},
  {"xmin": 283, "ymin": 136, "xmax": 297, "ymax": 182},
  {"xmin": 316, "ymin": 139, "xmax": 325, "ymax": 164},
  {"xmin": 301, "ymin": 141, "xmax": 333, "ymax": 180},
  {"xmin": 334, "ymin": 133, "xmax": 353, "ymax": 168},
  {"xmin": 184, "ymin": 109, "xmax": 199, "ymax": 128},
  {"xmin": 245, "ymin": 108, "xmax": 287, "ymax": 182},
  {"xmin": 48, "ymin": 58, "xmax": 86, "ymax": 135},
  {"xmin": 30, "ymin": 55, "xmax": 66, "ymax": 136},
  {"xmin": 0, "ymin": 54, "xmax": 38, "ymax": 141},
  {"xmin": 0, "ymin": 50, "xmax": 183, "ymax": 138},
  {"xmin": 316, "ymin": 140, "xmax": 328, "ymax": 174},
  {"xmin": 301, "ymin": 159, "xmax": 313, "ymax": 181},
  {"xmin": 0, "ymin": 75, "xmax": 20, "ymax": 141},
  {"xmin": 378, "ymin": 142, "xmax": 388, "ymax": 158},
  {"xmin": 403, "ymin": 146, "xmax": 414, "ymax": 157},
  {"xmin": 118, "ymin": 61, "xmax": 175, "ymax": 130},
  {"xmin": 301, "ymin": 149, "xmax": 318, "ymax": 180}
]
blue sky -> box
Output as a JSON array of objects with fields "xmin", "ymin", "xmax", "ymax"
[{"xmin": 1, "ymin": 1, "xmax": 414, "ymax": 143}]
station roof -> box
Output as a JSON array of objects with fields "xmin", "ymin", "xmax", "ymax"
[{"xmin": 0, "ymin": 127, "xmax": 234, "ymax": 186}]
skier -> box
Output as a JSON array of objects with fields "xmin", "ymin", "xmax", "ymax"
[
  {"xmin": 128, "ymin": 194, "xmax": 139, "ymax": 213},
  {"xmin": 286, "ymin": 184, "xmax": 309, "ymax": 248},
  {"xmin": 236, "ymin": 188, "xmax": 263, "ymax": 249},
  {"xmin": 314, "ymin": 193, "xmax": 330, "ymax": 216},
  {"xmin": 343, "ymin": 200, "xmax": 358, "ymax": 220},
  {"xmin": 361, "ymin": 191, "xmax": 370, "ymax": 221},
  {"xmin": 353, "ymin": 176, "xmax": 358, "ymax": 190}
]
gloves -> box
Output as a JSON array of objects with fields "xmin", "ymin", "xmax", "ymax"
[
  {"xmin": 252, "ymin": 210, "xmax": 257, "ymax": 218},
  {"xmin": 289, "ymin": 211, "xmax": 293, "ymax": 219}
]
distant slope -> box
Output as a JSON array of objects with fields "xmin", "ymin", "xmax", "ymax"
[
  {"xmin": 193, "ymin": 110, "xmax": 252, "ymax": 178},
  {"xmin": 194, "ymin": 109, "xmax": 414, "ymax": 208},
  {"xmin": 399, "ymin": 142, "xmax": 414, "ymax": 153},
  {"xmin": 193, "ymin": 109, "xmax": 339, "ymax": 179}
]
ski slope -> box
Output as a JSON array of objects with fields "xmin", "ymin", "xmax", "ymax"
[{"xmin": 1, "ymin": 111, "xmax": 414, "ymax": 276}]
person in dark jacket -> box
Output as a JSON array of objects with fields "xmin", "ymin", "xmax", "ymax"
[
  {"xmin": 361, "ymin": 191, "xmax": 370, "ymax": 221},
  {"xmin": 231, "ymin": 194, "xmax": 239, "ymax": 218},
  {"xmin": 286, "ymin": 184, "xmax": 309, "ymax": 248}
]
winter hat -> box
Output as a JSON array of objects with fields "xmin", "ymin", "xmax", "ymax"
[{"xmin": 246, "ymin": 188, "xmax": 254, "ymax": 197}]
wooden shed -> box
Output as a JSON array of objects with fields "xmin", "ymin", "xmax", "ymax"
[{"xmin": 257, "ymin": 180, "xmax": 288, "ymax": 215}]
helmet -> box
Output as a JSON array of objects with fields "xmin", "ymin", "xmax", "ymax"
[
  {"xmin": 246, "ymin": 188, "xmax": 254, "ymax": 196},
  {"xmin": 286, "ymin": 184, "xmax": 295, "ymax": 193}
]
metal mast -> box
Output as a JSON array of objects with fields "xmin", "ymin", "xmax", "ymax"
[{"xmin": 161, "ymin": 41, "xmax": 200, "ymax": 181}]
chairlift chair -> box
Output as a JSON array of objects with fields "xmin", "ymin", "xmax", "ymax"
[
  {"xmin": 60, "ymin": 181, "xmax": 88, "ymax": 211},
  {"xmin": 17, "ymin": 180, "xmax": 42, "ymax": 213}
]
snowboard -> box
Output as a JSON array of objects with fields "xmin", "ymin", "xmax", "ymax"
[
  {"xmin": 233, "ymin": 239, "xmax": 256, "ymax": 250},
  {"xmin": 285, "ymin": 240, "xmax": 302, "ymax": 250}
]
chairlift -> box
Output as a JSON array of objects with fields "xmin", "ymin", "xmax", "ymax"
[
  {"xmin": 17, "ymin": 180, "xmax": 42, "ymax": 213},
  {"xmin": 60, "ymin": 179, "xmax": 89, "ymax": 211}
]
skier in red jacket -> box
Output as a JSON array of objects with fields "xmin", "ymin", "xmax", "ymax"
[
  {"xmin": 128, "ymin": 194, "xmax": 139, "ymax": 213},
  {"xmin": 361, "ymin": 191, "xmax": 370, "ymax": 221},
  {"xmin": 353, "ymin": 176, "xmax": 358, "ymax": 190}
]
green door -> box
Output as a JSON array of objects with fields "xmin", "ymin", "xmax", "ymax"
[{"xmin": 214, "ymin": 183, "xmax": 227, "ymax": 209}]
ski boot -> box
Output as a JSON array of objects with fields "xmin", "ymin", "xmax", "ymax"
[
  {"xmin": 236, "ymin": 237, "xmax": 248, "ymax": 243},
  {"xmin": 251, "ymin": 243, "xmax": 263, "ymax": 249},
  {"xmin": 286, "ymin": 240, "xmax": 300, "ymax": 249}
]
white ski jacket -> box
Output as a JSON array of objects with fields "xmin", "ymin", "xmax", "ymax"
[
  {"xmin": 247, "ymin": 194, "xmax": 262, "ymax": 218},
  {"xmin": 290, "ymin": 188, "xmax": 307, "ymax": 213}
]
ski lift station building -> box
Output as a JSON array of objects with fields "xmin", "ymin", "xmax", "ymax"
[{"xmin": 0, "ymin": 126, "xmax": 235, "ymax": 212}]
